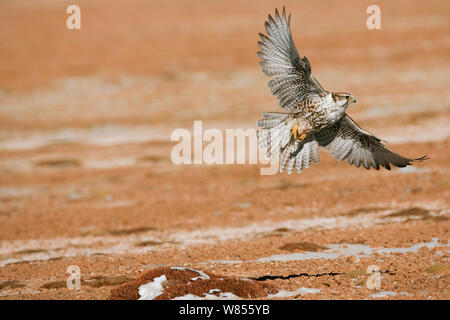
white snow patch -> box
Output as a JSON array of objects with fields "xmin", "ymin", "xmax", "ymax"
[
  {"xmin": 370, "ymin": 291, "xmax": 397, "ymax": 298},
  {"xmin": 0, "ymin": 125, "xmax": 170, "ymax": 151},
  {"xmin": 171, "ymin": 267, "xmax": 210, "ymax": 281},
  {"xmin": 209, "ymin": 289, "xmax": 221, "ymax": 294},
  {"xmin": 138, "ymin": 275, "xmax": 167, "ymax": 300},
  {"xmin": 258, "ymin": 239, "xmax": 449, "ymax": 263},
  {"xmin": 208, "ymin": 260, "xmax": 244, "ymax": 265},
  {"xmin": 267, "ymin": 288, "xmax": 321, "ymax": 298},
  {"xmin": 172, "ymin": 292, "xmax": 241, "ymax": 300}
]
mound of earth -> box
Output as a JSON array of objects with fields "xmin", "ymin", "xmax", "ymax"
[{"xmin": 108, "ymin": 267, "xmax": 276, "ymax": 300}]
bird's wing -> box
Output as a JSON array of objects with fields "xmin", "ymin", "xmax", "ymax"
[
  {"xmin": 315, "ymin": 115, "xmax": 428, "ymax": 170},
  {"xmin": 257, "ymin": 7, "xmax": 326, "ymax": 111}
]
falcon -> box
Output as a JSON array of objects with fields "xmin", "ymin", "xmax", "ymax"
[{"xmin": 257, "ymin": 7, "xmax": 428, "ymax": 174}]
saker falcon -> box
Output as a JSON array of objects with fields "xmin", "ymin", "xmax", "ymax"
[{"xmin": 257, "ymin": 7, "xmax": 428, "ymax": 174}]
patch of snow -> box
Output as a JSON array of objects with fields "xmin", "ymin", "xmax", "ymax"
[
  {"xmin": 208, "ymin": 289, "xmax": 221, "ymax": 294},
  {"xmin": 172, "ymin": 292, "xmax": 241, "ymax": 300},
  {"xmin": 170, "ymin": 267, "xmax": 210, "ymax": 281},
  {"xmin": 138, "ymin": 275, "xmax": 167, "ymax": 300},
  {"xmin": 267, "ymin": 288, "xmax": 321, "ymax": 298},
  {"xmin": 257, "ymin": 240, "xmax": 448, "ymax": 263},
  {"xmin": 0, "ymin": 125, "xmax": 170, "ymax": 151},
  {"xmin": 209, "ymin": 260, "xmax": 243, "ymax": 264},
  {"xmin": 370, "ymin": 291, "xmax": 397, "ymax": 298},
  {"xmin": 258, "ymin": 244, "xmax": 372, "ymax": 262}
]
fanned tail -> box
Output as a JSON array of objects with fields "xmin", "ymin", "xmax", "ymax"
[{"xmin": 257, "ymin": 112, "xmax": 320, "ymax": 174}]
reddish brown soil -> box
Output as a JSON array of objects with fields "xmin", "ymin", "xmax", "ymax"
[
  {"xmin": 0, "ymin": 0, "xmax": 449, "ymax": 299},
  {"xmin": 109, "ymin": 267, "xmax": 276, "ymax": 300}
]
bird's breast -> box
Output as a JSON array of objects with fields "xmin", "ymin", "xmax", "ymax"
[{"xmin": 303, "ymin": 95, "xmax": 344, "ymax": 132}]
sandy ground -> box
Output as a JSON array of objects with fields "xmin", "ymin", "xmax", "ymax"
[{"xmin": 0, "ymin": 0, "xmax": 449, "ymax": 299}]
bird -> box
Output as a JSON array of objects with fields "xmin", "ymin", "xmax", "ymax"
[{"xmin": 256, "ymin": 7, "xmax": 428, "ymax": 174}]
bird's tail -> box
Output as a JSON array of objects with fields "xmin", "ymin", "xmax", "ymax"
[
  {"xmin": 279, "ymin": 139, "xmax": 320, "ymax": 174},
  {"xmin": 257, "ymin": 112, "xmax": 294, "ymax": 160},
  {"xmin": 257, "ymin": 112, "xmax": 320, "ymax": 174},
  {"xmin": 257, "ymin": 112, "xmax": 291, "ymax": 129}
]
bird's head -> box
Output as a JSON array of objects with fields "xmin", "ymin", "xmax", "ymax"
[{"xmin": 333, "ymin": 92, "xmax": 357, "ymax": 109}]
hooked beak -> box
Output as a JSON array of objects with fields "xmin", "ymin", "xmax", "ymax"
[{"xmin": 348, "ymin": 95, "xmax": 356, "ymax": 104}]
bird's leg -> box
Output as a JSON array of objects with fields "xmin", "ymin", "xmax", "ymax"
[
  {"xmin": 298, "ymin": 132, "xmax": 307, "ymax": 142},
  {"xmin": 291, "ymin": 123, "xmax": 298, "ymax": 139},
  {"xmin": 291, "ymin": 143, "xmax": 303, "ymax": 157},
  {"xmin": 291, "ymin": 123, "xmax": 307, "ymax": 142},
  {"xmin": 290, "ymin": 124, "xmax": 308, "ymax": 157}
]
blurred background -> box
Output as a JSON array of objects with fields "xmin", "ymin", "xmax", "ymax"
[{"xmin": 0, "ymin": 0, "xmax": 449, "ymax": 299}]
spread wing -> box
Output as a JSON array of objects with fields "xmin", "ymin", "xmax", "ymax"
[
  {"xmin": 315, "ymin": 115, "xmax": 428, "ymax": 170},
  {"xmin": 257, "ymin": 7, "xmax": 326, "ymax": 111}
]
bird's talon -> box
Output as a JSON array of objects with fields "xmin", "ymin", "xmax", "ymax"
[
  {"xmin": 291, "ymin": 124, "xmax": 298, "ymax": 139},
  {"xmin": 298, "ymin": 132, "xmax": 307, "ymax": 141}
]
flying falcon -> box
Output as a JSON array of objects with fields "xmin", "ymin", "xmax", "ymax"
[{"xmin": 257, "ymin": 7, "xmax": 427, "ymax": 174}]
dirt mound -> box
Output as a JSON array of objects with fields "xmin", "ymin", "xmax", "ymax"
[{"xmin": 108, "ymin": 267, "xmax": 276, "ymax": 300}]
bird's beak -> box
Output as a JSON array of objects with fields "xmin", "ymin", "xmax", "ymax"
[{"xmin": 349, "ymin": 95, "xmax": 356, "ymax": 103}]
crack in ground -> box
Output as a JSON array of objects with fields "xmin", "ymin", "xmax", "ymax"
[
  {"xmin": 252, "ymin": 270, "xmax": 394, "ymax": 281},
  {"xmin": 252, "ymin": 272, "xmax": 343, "ymax": 281}
]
